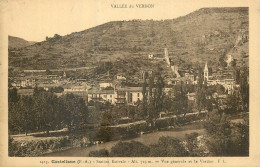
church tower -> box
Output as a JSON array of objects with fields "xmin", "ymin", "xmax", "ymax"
[
  {"xmin": 63, "ymin": 71, "xmax": 67, "ymax": 78},
  {"xmin": 204, "ymin": 62, "xmax": 209, "ymax": 81}
]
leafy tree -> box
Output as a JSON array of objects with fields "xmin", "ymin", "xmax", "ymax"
[
  {"xmin": 195, "ymin": 69, "xmax": 207, "ymax": 111},
  {"xmin": 96, "ymin": 127, "xmax": 113, "ymax": 142},
  {"xmin": 225, "ymin": 89, "xmax": 240, "ymax": 114},
  {"xmin": 100, "ymin": 110, "xmax": 113, "ymax": 126},
  {"xmin": 162, "ymin": 96, "xmax": 175, "ymax": 113},
  {"xmin": 32, "ymin": 90, "xmax": 58, "ymax": 134},
  {"xmin": 154, "ymin": 73, "xmax": 165, "ymax": 115},
  {"xmin": 203, "ymin": 110, "xmax": 249, "ymax": 156},
  {"xmin": 9, "ymin": 88, "xmax": 89, "ymax": 135},
  {"xmin": 230, "ymin": 121, "xmax": 249, "ymax": 156},
  {"xmin": 173, "ymin": 82, "xmax": 188, "ymax": 116},
  {"xmin": 8, "ymin": 88, "xmax": 19, "ymax": 103},
  {"xmin": 89, "ymin": 149, "xmax": 109, "ymax": 157},
  {"xmin": 110, "ymin": 141, "xmax": 150, "ymax": 157},
  {"xmin": 61, "ymin": 94, "xmax": 88, "ymax": 132},
  {"xmin": 142, "ymin": 71, "xmax": 148, "ymax": 118},
  {"xmin": 9, "ymin": 93, "xmax": 35, "ymax": 135},
  {"xmin": 239, "ymin": 69, "xmax": 249, "ymax": 112},
  {"xmin": 49, "ymin": 86, "xmax": 64, "ymax": 93},
  {"xmin": 88, "ymin": 100, "xmax": 94, "ymax": 106},
  {"xmin": 9, "ymin": 98, "xmax": 25, "ymax": 134},
  {"xmin": 149, "ymin": 136, "xmax": 188, "ymax": 157},
  {"xmin": 184, "ymin": 132, "xmax": 209, "ymax": 156},
  {"xmin": 145, "ymin": 70, "xmax": 165, "ymax": 127},
  {"xmin": 219, "ymin": 50, "xmax": 228, "ymax": 67},
  {"xmin": 147, "ymin": 72, "xmax": 155, "ymax": 119}
]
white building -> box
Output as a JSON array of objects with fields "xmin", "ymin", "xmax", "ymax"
[
  {"xmin": 115, "ymin": 87, "xmax": 143, "ymax": 105},
  {"xmin": 100, "ymin": 82, "xmax": 113, "ymax": 88},
  {"xmin": 203, "ymin": 62, "xmax": 235, "ymax": 94},
  {"xmin": 148, "ymin": 54, "xmax": 154, "ymax": 59},
  {"xmin": 87, "ymin": 89, "xmax": 115, "ymax": 104},
  {"xmin": 117, "ymin": 75, "xmax": 126, "ymax": 80},
  {"xmin": 204, "ymin": 62, "xmax": 209, "ymax": 81}
]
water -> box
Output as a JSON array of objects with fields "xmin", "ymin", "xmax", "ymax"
[{"xmin": 43, "ymin": 122, "xmax": 205, "ymax": 157}]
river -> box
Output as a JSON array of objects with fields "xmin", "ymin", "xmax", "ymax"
[{"xmin": 43, "ymin": 122, "xmax": 205, "ymax": 157}]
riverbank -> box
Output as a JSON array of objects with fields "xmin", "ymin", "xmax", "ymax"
[
  {"xmin": 43, "ymin": 121, "xmax": 205, "ymax": 157},
  {"xmin": 9, "ymin": 111, "xmax": 208, "ymax": 157}
]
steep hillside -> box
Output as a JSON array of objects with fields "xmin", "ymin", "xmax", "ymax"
[
  {"xmin": 8, "ymin": 36, "xmax": 37, "ymax": 49},
  {"xmin": 9, "ymin": 7, "xmax": 248, "ymax": 73}
]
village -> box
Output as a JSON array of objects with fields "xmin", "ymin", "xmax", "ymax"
[
  {"xmin": 7, "ymin": 7, "xmax": 249, "ymax": 158},
  {"xmin": 8, "ymin": 46, "xmax": 249, "ymax": 157},
  {"xmin": 9, "ymin": 48, "xmax": 239, "ymax": 108}
]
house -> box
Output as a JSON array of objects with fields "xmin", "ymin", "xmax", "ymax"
[
  {"xmin": 148, "ymin": 54, "xmax": 154, "ymax": 59},
  {"xmin": 63, "ymin": 85, "xmax": 88, "ymax": 92},
  {"xmin": 17, "ymin": 89, "xmax": 34, "ymax": 96},
  {"xmin": 99, "ymin": 82, "xmax": 113, "ymax": 89},
  {"xmin": 117, "ymin": 75, "xmax": 126, "ymax": 80},
  {"xmin": 23, "ymin": 70, "xmax": 46, "ymax": 73},
  {"xmin": 20, "ymin": 79, "xmax": 36, "ymax": 88},
  {"xmin": 87, "ymin": 89, "xmax": 115, "ymax": 104},
  {"xmin": 76, "ymin": 79, "xmax": 87, "ymax": 83},
  {"xmin": 187, "ymin": 92, "xmax": 196, "ymax": 101},
  {"xmin": 115, "ymin": 87, "xmax": 143, "ymax": 105}
]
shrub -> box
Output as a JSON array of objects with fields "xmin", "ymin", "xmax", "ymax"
[
  {"xmin": 149, "ymin": 136, "xmax": 189, "ymax": 157},
  {"xmin": 155, "ymin": 119, "xmax": 169, "ymax": 130},
  {"xmin": 89, "ymin": 149, "xmax": 109, "ymax": 157},
  {"xmin": 110, "ymin": 141, "xmax": 150, "ymax": 157},
  {"xmin": 97, "ymin": 127, "xmax": 113, "ymax": 142}
]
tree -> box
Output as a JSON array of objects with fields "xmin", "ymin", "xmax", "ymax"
[
  {"xmin": 8, "ymin": 90, "xmax": 35, "ymax": 135},
  {"xmin": 89, "ymin": 149, "xmax": 109, "ymax": 157},
  {"xmin": 239, "ymin": 69, "xmax": 249, "ymax": 112},
  {"xmin": 146, "ymin": 70, "xmax": 165, "ymax": 127},
  {"xmin": 149, "ymin": 136, "xmax": 188, "ymax": 157},
  {"xmin": 32, "ymin": 90, "xmax": 58, "ymax": 134},
  {"xmin": 8, "ymin": 88, "xmax": 19, "ymax": 103},
  {"xmin": 195, "ymin": 68, "xmax": 207, "ymax": 111},
  {"xmin": 185, "ymin": 132, "xmax": 207, "ymax": 156},
  {"xmin": 154, "ymin": 74, "xmax": 165, "ymax": 115},
  {"xmin": 61, "ymin": 94, "xmax": 88, "ymax": 132},
  {"xmin": 24, "ymin": 96, "xmax": 33, "ymax": 136},
  {"xmin": 173, "ymin": 82, "xmax": 188, "ymax": 116},
  {"xmin": 53, "ymin": 34, "xmax": 62, "ymax": 40},
  {"xmin": 202, "ymin": 110, "xmax": 248, "ymax": 156},
  {"xmin": 219, "ymin": 50, "xmax": 228, "ymax": 67},
  {"xmin": 142, "ymin": 71, "xmax": 148, "ymax": 118},
  {"xmin": 162, "ymin": 96, "xmax": 175, "ymax": 113},
  {"xmin": 230, "ymin": 120, "xmax": 249, "ymax": 156},
  {"xmin": 100, "ymin": 110, "xmax": 113, "ymax": 126},
  {"xmin": 110, "ymin": 141, "xmax": 150, "ymax": 157},
  {"xmin": 148, "ymin": 72, "xmax": 155, "ymax": 118},
  {"xmin": 96, "ymin": 127, "xmax": 113, "ymax": 142},
  {"xmin": 225, "ymin": 89, "xmax": 240, "ymax": 114}
]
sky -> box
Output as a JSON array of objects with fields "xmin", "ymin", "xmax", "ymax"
[{"xmin": 1, "ymin": 0, "xmax": 250, "ymax": 42}]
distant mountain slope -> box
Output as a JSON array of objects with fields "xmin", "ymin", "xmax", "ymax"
[
  {"xmin": 9, "ymin": 7, "xmax": 248, "ymax": 71},
  {"xmin": 8, "ymin": 35, "xmax": 37, "ymax": 49}
]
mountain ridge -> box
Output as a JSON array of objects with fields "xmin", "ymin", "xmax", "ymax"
[
  {"xmin": 9, "ymin": 7, "xmax": 248, "ymax": 75},
  {"xmin": 8, "ymin": 35, "xmax": 37, "ymax": 49}
]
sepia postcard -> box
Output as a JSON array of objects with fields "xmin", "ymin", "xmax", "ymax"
[{"xmin": 0, "ymin": 0, "xmax": 260, "ymax": 166}]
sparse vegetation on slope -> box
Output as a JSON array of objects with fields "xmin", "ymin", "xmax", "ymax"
[{"xmin": 9, "ymin": 8, "xmax": 248, "ymax": 78}]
